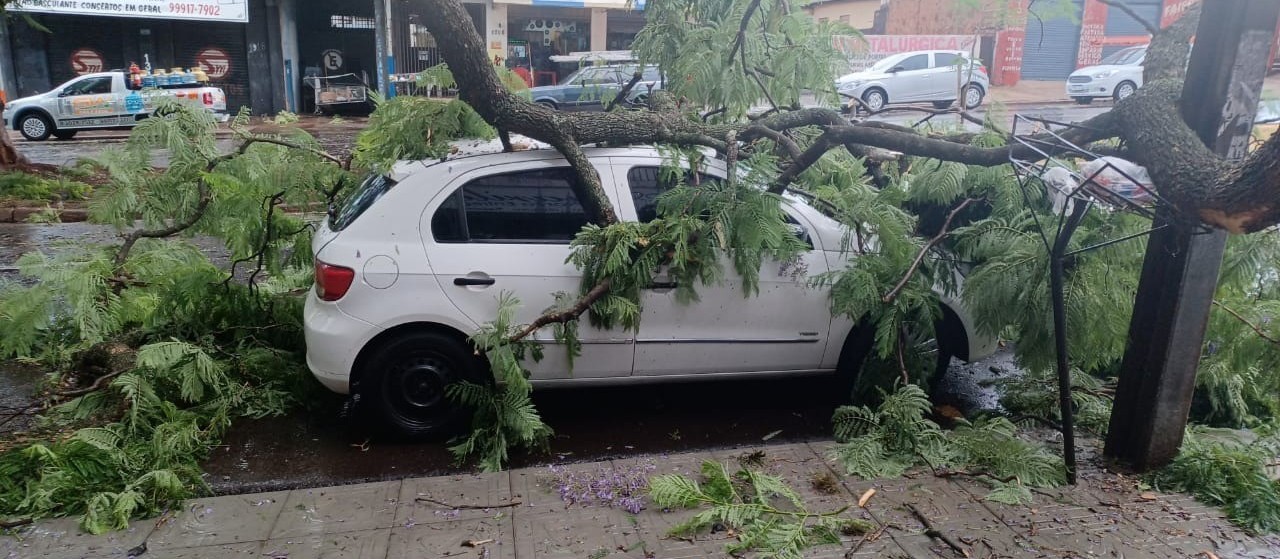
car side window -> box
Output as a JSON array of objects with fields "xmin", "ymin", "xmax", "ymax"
[
  {"xmin": 896, "ymin": 54, "xmax": 929, "ymax": 72},
  {"xmin": 626, "ymin": 166, "xmax": 813, "ymax": 249},
  {"xmin": 431, "ymin": 167, "xmax": 590, "ymax": 244},
  {"xmin": 937, "ymin": 54, "xmax": 967, "ymax": 68},
  {"xmin": 627, "ymin": 166, "xmax": 720, "ymax": 223},
  {"xmin": 642, "ymin": 67, "xmax": 662, "ymax": 81},
  {"xmin": 62, "ymin": 77, "xmax": 112, "ymax": 96}
]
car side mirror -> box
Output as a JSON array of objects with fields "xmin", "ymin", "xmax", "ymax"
[
  {"xmin": 890, "ymin": 66, "xmax": 905, "ymax": 73},
  {"xmin": 57, "ymin": 90, "xmax": 70, "ymax": 97}
]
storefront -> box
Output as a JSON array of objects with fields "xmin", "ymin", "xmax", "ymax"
[{"xmin": 4, "ymin": 0, "xmax": 290, "ymax": 115}]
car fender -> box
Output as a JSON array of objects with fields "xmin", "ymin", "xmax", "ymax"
[{"xmin": 10, "ymin": 106, "xmax": 54, "ymax": 131}]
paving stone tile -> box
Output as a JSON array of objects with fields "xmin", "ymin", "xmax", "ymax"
[
  {"xmin": 614, "ymin": 450, "xmax": 713, "ymax": 478},
  {"xmin": 979, "ymin": 487, "xmax": 1180, "ymax": 558},
  {"xmin": 396, "ymin": 472, "xmax": 511, "ymax": 526},
  {"xmin": 0, "ymin": 517, "xmax": 152, "ymax": 559},
  {"xmin": 511, "ymin": 460, "xmax": 607, "ymax": 513},
  {"xmin": 147, "ymin": 490, "xmax": 288, "ymax": 551},
  {"xmin": 869, "ymin": 476, "xmax": 1024, "ymax": 558},
  {"xmin": 709, "ymin": 443, "xmax": 857, "ymax": 511},
  {"xmin": 271, "ymin": 482, "xmax": 401, "ymax": 539},
  {"xmin": 387, "ymin": 517, "xmax": 512, "ymax": 559},
  {"xmin": 517, "ymin": 507, "xmax": 652, "ymax": 559},
  {"xmin": 259, "ymin": 528, "xmax": 391, "ymax": 559},
  {"xmin": 138, "ymin": 541, "xmax": 262, "ymax": 558}
]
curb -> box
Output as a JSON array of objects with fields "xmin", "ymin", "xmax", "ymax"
[{"xmin": 0, "ymin": 206, "xmax": 89, "ymax": 223}]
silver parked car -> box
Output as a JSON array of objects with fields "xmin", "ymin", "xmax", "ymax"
[
  {"xmin": 529, "ymin": 64, "xmax": 662, "ymax": 111},
  {"xmin": 835, "ymin": 50, "xmax": 990, "ymax": 113}
]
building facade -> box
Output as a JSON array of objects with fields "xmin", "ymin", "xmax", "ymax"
[{"xmin": 804, "ymin": 0, "xmax": 882, "ymax": 33}]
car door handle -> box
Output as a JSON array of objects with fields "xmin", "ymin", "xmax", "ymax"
[
  {"xmin": 647, "ymin": 281, "xmax": 678, "ymax": 290},
  {"xmin": 454, "ymin": 277, "xmax": 496, "ymax": 286}
]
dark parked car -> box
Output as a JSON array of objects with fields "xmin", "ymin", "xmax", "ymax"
[{"xmin": 529, "ymin": 65, "xmax": 662, "ymax": 111}]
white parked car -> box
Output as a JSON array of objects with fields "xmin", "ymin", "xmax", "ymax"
[
  {"xmin": 835, "ymin": 50, "xmax": 990, "ymax": 113},
  {"xmin": 304, "ymin": 145, "xmax": 998, "ymax": 436},
  {"xmin": 1067, "ymin": 45, "xmax": 1146, "ymax": 104}
]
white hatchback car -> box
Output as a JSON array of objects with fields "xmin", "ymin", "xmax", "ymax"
[
  {"xmin": 304, "ymin": 146, "xmax": 998, "ymax": 436},
  {"xmin": 836, "ymin": 50, "xmax": 990, "ymax": 113},
  {"xmin": 1067, "ymin": 45, "xmax": 1146, "ymax": 104}
]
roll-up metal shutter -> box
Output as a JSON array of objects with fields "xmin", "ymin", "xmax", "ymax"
[
  {"xmin": 1021, "ymin": 0, "xmax": 1084, "ymax": 80},
  {"xmin": 45, "ymin": 16, "xmax": 129, "ymax": 86},
  {"xmin": 1104, "ymin": 0, "xmax": 1160, "ymax": 36},
  {"xmin": 172, "ymin": 20, "xmax": 251, "ymax": 114}
]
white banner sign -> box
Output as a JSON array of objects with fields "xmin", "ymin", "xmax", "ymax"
[
  {"xmin": 12, "ymin": 0, "xmax": 249, "ymax": 23},
  {"xmin": 834, "ymin": 35, "xmax": 979, "ymax": 72}
]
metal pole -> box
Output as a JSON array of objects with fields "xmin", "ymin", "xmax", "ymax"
[
  {"xmin": 1051, "ymin": 203, "xmax": 1089, "ymax": 484},
  {"xmin": 373, "ymin": 0, "xmax": 390, "ymax": 97}
]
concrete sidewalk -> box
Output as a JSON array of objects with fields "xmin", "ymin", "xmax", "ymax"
[{"xmin": 3, "ymin": 439, "xmax": 1278, "ymax": 558}]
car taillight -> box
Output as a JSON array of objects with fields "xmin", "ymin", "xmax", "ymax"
[
  {"xmin": 202, "ymin": 92, "xmax": 213, "ymax": 105},
  {"xmin": 315, "ymin": 260, "xmax": 355, "ymax": 301}
]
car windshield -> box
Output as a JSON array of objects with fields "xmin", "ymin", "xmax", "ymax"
[
  {"xmin": 868, "ymin": 54, "xmax": 906, "ymax": 72},
  {"xmin": 1100, "ymin": 47, "xmax": 1146, "ymax": 66},
  {"xmin": 331, "ymin": 173, "xmax": 397, "ymax": 231}
]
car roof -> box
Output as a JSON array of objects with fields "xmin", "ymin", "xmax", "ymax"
[{"xmin": 388, "ymin": 137, "xmax": 696, "ymax": 182}]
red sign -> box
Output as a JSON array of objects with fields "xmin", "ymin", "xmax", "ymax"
[
  {"xmin": 195, "ymin": 47, "xmax": 232, "ymax": 80},
  {"xmin": 993, "ymin": 29, "xmax": 1025, "ymax": 86},
  {"xmin": 1076, "ymin": 0, "xmax": 1109, "ymax": 68},
  {"xmin": 70, "ymin": 48, "xmax": 105, "ymax": 75},
  {"xmin": 1160, "ymin": 0, "xmax": 1199, "ymax": 28}
]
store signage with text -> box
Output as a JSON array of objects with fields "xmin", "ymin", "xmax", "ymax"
[
  {"xmin": 13, "ymin": 0, "xmax": 249, "ymax": 23},
  {"xmin": 833, "ymin": 35, "xmax": 979, "ymax": 71}
]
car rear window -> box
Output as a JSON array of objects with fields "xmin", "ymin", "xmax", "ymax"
[
  {"xmin": 331, "ymin": 173, "xmax": 396, "ymax": 231},
  {"xmin": 431, "ymin": 167, "xmax": 590, "ymax": 243}
]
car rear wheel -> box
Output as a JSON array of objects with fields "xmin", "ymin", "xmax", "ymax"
[
  {"xmin": 1073, "ymin": 97, "xmax": 1094, "ymax": 105},
  {"xmin": 17, "ymin": 113, "xmax": 52, "ymax": 141},
  {"xmin": 861, "ymin": 88, "xmax": 887, "ymax": 112},
  {"xmin": 359, "ymin": 331, "xmax": 488, "ymax": 439},
  {"xmin": 536, "ymin": 100, "xmax": 558, "ymax": 111},
  {"xmin": 52, "ymin": 130, "xmax": 77, "ymax": 140},
  {"xmin": 1114, "ymin": 81, "xmax": 1137, "ymax": 101},
  {"xmin": 830, "ymin": 318, "xmax": 954, "ymax": 404}
]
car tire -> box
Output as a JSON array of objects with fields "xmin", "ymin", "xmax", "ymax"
[
  {"xmin": 535, "ymin": 100, "xmax": 558, "ymax": 111},
  {"xmin": 1073, "ymin": 97, "xmax": 1094, "ymax": 105},
  {"xmin": 359, "ymin": 331, "xmax": 489, "ymax": 439},
  {"xmin": 1113, "ymin": 81, "xmax": 1137, "ymax": 101},
  {"xmin": 17, "ymin": 113, "xmax": 52, "ymax": 141},
  {"xmin": 861, "ymin": 88, "xmax": 887, "ymax": 112},
  {"xmin": 932, "ymin": 100, "xmax": 955, "ymax": 110},
  {"xmin": 830, "ymin": 318, "xmax": 955, "ymax": 404},
  {"xmin": 629, "ymin": 93, "xmax": 649, "ymax": 109},
  {"xmin": 52, "ymin": 129, "xmax": 77, "ymax": 140},
  {"xmin": 962, "ymin": 84, "xmax": 985, "ymax": 110}
]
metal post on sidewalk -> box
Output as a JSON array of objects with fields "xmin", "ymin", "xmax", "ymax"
[{"xmin": 373, "ymin": 0, "xmax": 391, "ymax": 98}]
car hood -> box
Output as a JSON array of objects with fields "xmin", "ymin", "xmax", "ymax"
[
  {"xmin": 3, "ymin": 92, "xmax": 49, "ymax": 112},
  {"xmin": 1070, "ymin": 64, "xmax": 1136, "ymax": 76},
  {"xmin": 835, "ymin": 71, "xmax": 888, "ymax": 85}
]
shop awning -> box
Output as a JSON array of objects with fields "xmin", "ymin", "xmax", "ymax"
[{"xmin": 493, "ymin": 0, "xmax": 645, "ymax": 9}]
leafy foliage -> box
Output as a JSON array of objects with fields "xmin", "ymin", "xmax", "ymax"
[
  {"xmin": 829, "ymin": 384, "xmax": 1065, "ymax": 503},
  {"xmin": 447, "ymin": 293, "xmax": 553, "ymax": 472},
  {"xmin": 0, "ymin": 102, "xmax": 330, "ymax": 531},
  {"xmin": 352, "ymin": 95, "xmax": 494, "ymax": 170},
  {"xmin": 1150, "ymin": 427, "xmax": 1280, "ymax": 534},
  {"xmin": 650, "ymin": 460, "xmax": 868, "ymax": 558},
  {"xmin": 0, "ymin": 171, "xmax": 92, "ymax": 201}
]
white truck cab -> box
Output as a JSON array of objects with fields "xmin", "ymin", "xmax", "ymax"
[{"xmin": 2, "ymin": 71, "xmax": 228, "ymax": 141}]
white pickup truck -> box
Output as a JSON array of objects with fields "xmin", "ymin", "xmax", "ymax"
[{"xmin": 1, "ymin": 71, "xmax": 227, "ymax": 141}]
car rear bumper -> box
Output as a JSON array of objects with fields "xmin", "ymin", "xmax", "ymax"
[{"xmin": 304, "ymin": 291, "xmax": 381, "ymax": 394}]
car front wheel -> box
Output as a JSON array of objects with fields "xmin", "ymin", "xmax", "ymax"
[
  {"xmin": 359, "ymin": 331, "xmax": 488, "ymax": 438},
  {"xmin": 1114, "ymin": 81, "xmax": 1137, "ymax": 101},
  {"xmin": 861, "ymin": 88, "xmax": 887, "ymax": 112},
  {"xmin": 18, "ymin": 113, "xmax": 52, "ymax": 141}
]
